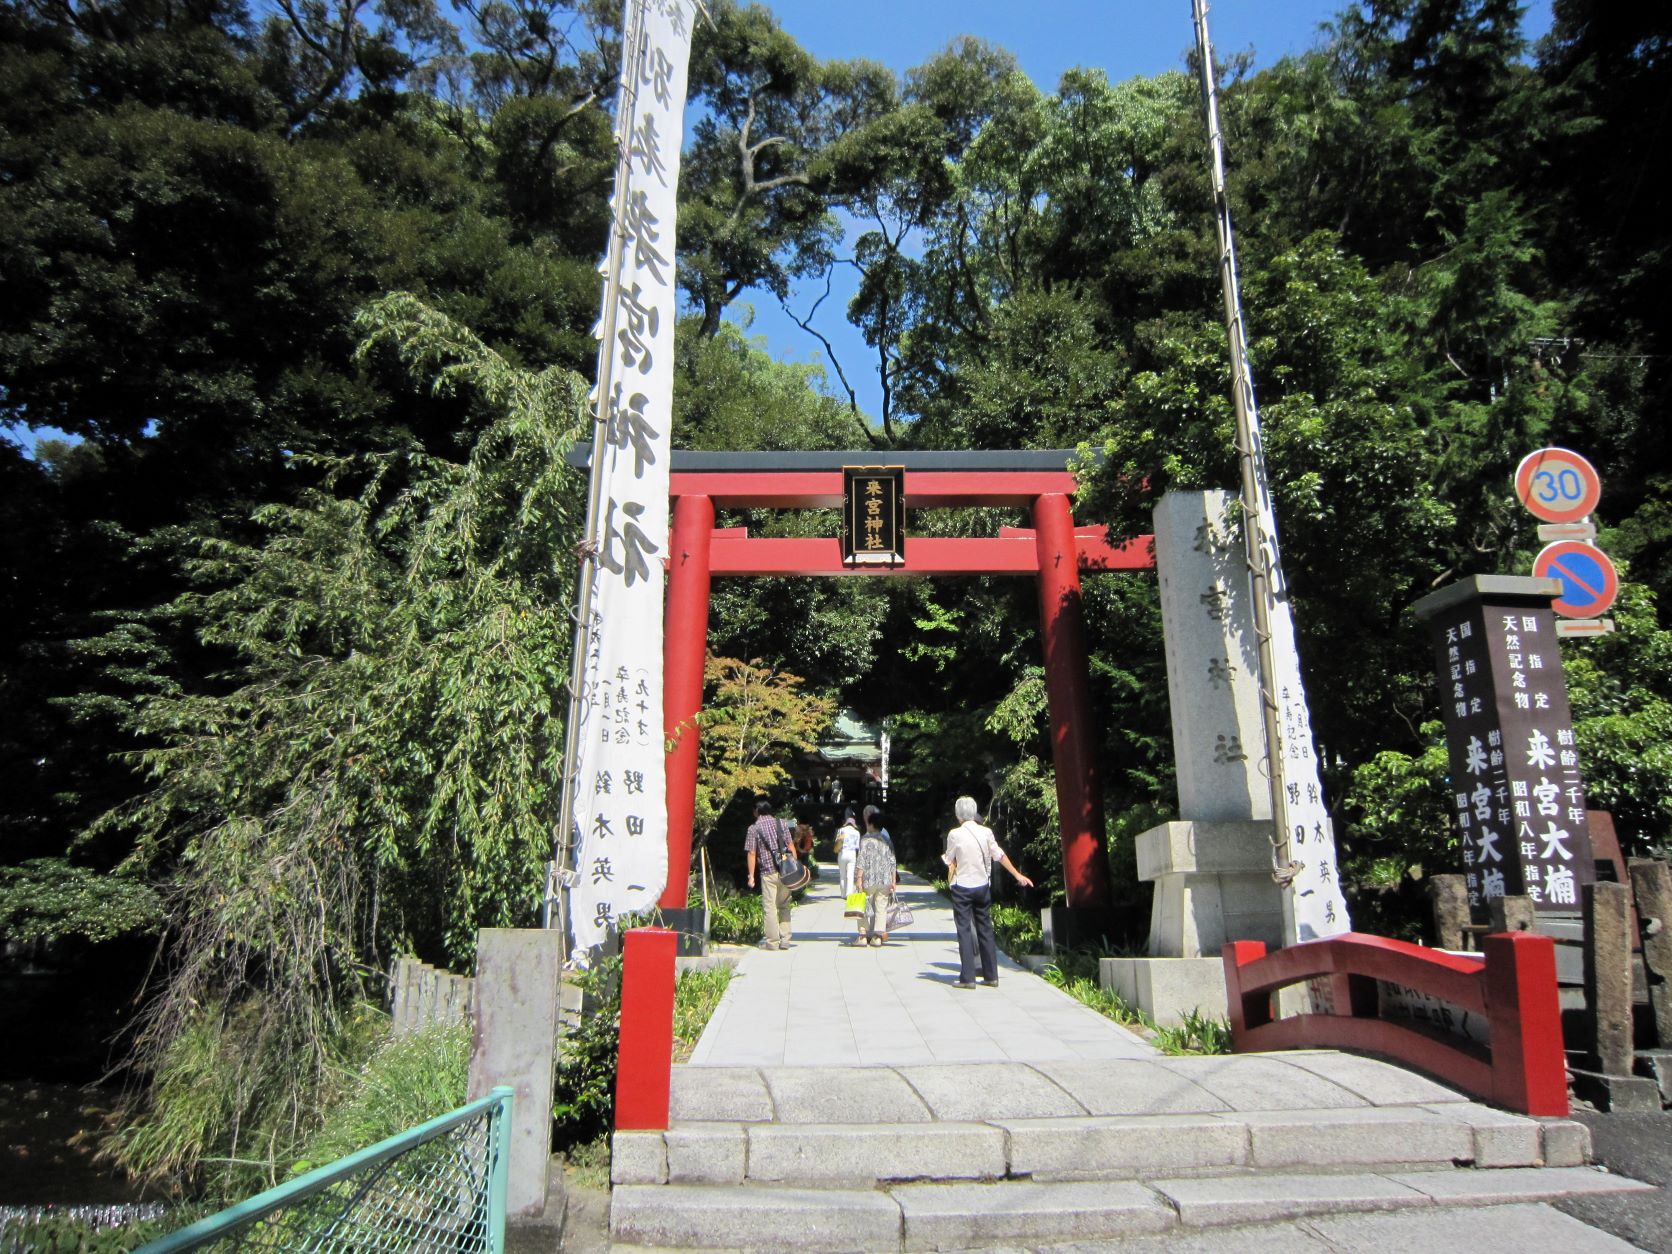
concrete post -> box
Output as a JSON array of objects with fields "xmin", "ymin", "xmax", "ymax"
[
  {"xmin": 1583, "ymin": 880, "xmax": 1635, "ymax": 1076},
  {"xmin": 1490, "ymin": 895, "xmax": 1538, "ymax": 934},
  {"xmin": 1427, "ymin": 874, "xmax": 1471, "ymax": 950},
  {"xmin": 416, "ymin": 964, "xmax": 439, "ymax": 1032},
  {"xmin": 389, "ymin": 957, "xmax": 412, "ymax": 1033},
  {"xmin": 1629, "ymin": 858, "xmax": 1672, "ymax": 1047},
  {"xmin": 1135, "ymin": 491, "xmax": 1284, "ymax": 956},
  {"xmin": 468, "ymin": 928, "xmax": 564, "ymax": 1218},
  {"xmin": 1102, "ymin": 491, "xmax": 1286, "ymax": 1025}
]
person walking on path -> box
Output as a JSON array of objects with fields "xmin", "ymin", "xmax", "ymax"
[
  {"xmin": 835, "ymin": 807, "xmax": 863, "ymax": 940},
  {"xmin": 855, "ymin": 808, "xmax": 898, "ymax": 947},
  {"xmin": 943, "ymin": 796, "xmax": 1033, "ymax": 987},
  {"xmin": 744, "ymin": 798, "xmax": 795, "ymax": 950},
  {"xmin": 835, "ymin": 808, "xmax": 861, "ymax": 897}
]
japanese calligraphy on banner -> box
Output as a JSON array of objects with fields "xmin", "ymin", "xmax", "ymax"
[
  {"xmin": 568, "ymin": 0, "xmax": 694, "ymax": 957},
  {"xmin": 1247, "ymin": 475, "xmax": 1351, "ymax": 941},
  {"xmin": 1423, "ymin": 594, "xmax": 1596, "ymax": 914}
]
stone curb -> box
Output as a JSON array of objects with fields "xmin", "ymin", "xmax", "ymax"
[
  {"xmin": 894, "ymin": 1179, "xmax": 1174, "ymax": 1250},
  {"xmin": 610, "ymin": 1167, "xmax": 1651, "ymax": 1248},
  {"xmin": 610, "ymin": 1183, "xmax": 901, "ymax": 1252},
  {"xmin": 618, "ymin": 1104, "xmax": 1596, "ymax": 1187}
]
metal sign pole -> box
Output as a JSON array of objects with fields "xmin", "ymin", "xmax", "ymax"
[{"xmin": 1189, "ymin": 0, "xmax": 1304, "ymax": 931}]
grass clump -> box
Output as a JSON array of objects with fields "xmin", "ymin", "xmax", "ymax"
[
  {"xmin": 1, "ymin": 1206, "xmax": 205, "ymax": 1253},
  {"xmin": 673, "ymin": 965, "xmax": 732, "ymax": 1062},
  {"xmin": 565, "ymin": 1133, "xmax": 611, "ymax": 1191},
  {"xmin": 1039, "ymin": 959, "xmax": 1231, "ymax": 1055},
  {"xmin": 288, "ymin": 1019, "xmax": 470, "ymax": 1176},
  {"xmin": 1154, "ymin": 1007, "xmax": 1233, "ymax": 1055},
  {"xmin": 106, "ymin": 997, "xmax": 388, "ymax": 1196}
]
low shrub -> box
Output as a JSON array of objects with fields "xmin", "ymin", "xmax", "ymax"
[
  {"xmin": 990, "ymin": 902, "xmax": 1042, "ymax": 955},
  {"xmin": 1, "ymin": 1207, "xmax": 201, "ymax": 1253},
  {"xmin": 705, "ymin": 882, "xmax": 765, "ymax": 946},
  {"xmin": 555, "ymin": 954, "xmax": 734, "ymax": 1149},
  {"xmin": 552, "ymin": 956, "xmax": 623, "ymax": 1151},
  {"xmin": 673, "ymin": 966, "xmax": 732, "ymax": 1062}
]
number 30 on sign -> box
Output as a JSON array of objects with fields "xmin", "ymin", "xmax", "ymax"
[{"xmin": 1514, "ymin": 448, "xmax": 1601, "ymax": 524}]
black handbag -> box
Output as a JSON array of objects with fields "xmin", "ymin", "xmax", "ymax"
[{"xmin": 772, "ymin": 820, "xmax": 812, "ymax": 891}]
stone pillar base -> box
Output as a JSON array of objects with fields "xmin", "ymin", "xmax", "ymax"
[
  {"xmin": 1101, "ymin": 956, "xmax": 1227, "ymax": 1028},
  {"xmin": 1040, "ymin": 904, "xmax": 1121, "ymax": 952},
  {"xmin": 657, "ymin": 906, "xmax": 708, "ymax": 957},
  {"xmin": 1138, "ymin": 820, "xmax": 1286, "ymax": 959}
]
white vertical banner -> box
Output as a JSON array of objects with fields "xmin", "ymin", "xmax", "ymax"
[
  {"xmin": 568, "ymin": 0, "xmax": 695, "ymax": 956},
  {"xmin": 1250, "ymin": 451, "xmax": 1351, "ymax": 941}
]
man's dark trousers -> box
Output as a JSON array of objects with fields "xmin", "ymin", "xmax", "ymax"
[{"xmin": 950, "ymin": 883, "xmax": 997, "ymax": 983}]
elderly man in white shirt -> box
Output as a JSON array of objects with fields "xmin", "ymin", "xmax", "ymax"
[{"xmin": 941, "ymin": 795, "xmax": 1033, "ymax": 988}]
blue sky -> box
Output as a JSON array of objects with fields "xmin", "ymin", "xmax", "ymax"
[{"xmin": 720, "ymin": 0, "xmax": 1556, "ymax": 424}]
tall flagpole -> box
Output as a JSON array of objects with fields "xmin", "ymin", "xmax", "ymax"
[
  {"xmin": 1190, "ymin": 0, "xmax": 1305, "ymax": 929},
  {"xmin": 545, "ymin": 0, "xmax": 651, "ymax": 942}
]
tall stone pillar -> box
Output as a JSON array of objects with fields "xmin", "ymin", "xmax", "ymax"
[
  {"xmin": 1103, "ymin": 491, "xmax": 1286, "ymax": 1024},
  {"xmin": 1141, "ymin": 490, "xmax": 1287, "ymax": 956}
]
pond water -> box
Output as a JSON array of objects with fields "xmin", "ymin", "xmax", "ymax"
[{"xmin": 0, "ymin": 1082, "xmax": 155, "ymax": 1208}]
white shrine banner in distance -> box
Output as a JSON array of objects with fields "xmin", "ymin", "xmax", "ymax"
[{"xmin": 568, "ymin": 0, "xmax": 694, "ymax": 956}]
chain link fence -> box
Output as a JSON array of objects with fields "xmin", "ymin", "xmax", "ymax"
[{"xmin": 135, "ymin": 1087, "xmax": 512, "ymax": 1254}]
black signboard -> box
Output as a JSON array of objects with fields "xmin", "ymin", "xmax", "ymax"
[
  {"xmin": 1421, "ymin": 587, "xmax": 1596, "ymax": 916},
  {"xmin": 841, "ymin": 466, "xmax": 905, "ymax": 565}
]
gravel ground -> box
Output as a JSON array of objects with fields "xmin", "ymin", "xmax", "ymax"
[{"xmin": 1557, "ymin": 1108, "xmax": 1672, "ymax": 1253}]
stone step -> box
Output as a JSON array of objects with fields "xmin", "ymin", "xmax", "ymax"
[
  {"xmin": 612, "ymin": 1103, "xmax": 1591, "ymax": 1188},
  {"xmin": 668, "ymin": 1054, "xmax": 1484, "ymax": 1125},
  {"xmin": 609, "ymin": 1167, "xmax": 1653, "ymax": 1251}
]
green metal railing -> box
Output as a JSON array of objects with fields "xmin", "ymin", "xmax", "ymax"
[{"xmin": 135, "ymin": 1087, "xmax": 513, "ymax": 1254}]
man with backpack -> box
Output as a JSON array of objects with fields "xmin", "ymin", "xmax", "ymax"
[{"xmin": 744, "ymin": 798, "xmax": 796, "ymax": 950}]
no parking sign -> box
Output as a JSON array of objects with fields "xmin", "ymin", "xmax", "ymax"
[{"xmin": 1533, "ymin": 540, "xmax": 1619, "ymax": 619}]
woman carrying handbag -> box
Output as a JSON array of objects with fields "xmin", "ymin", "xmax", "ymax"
[{"xmin": 854, "ymin": 809, "xmax": 898, "ymax": 947}]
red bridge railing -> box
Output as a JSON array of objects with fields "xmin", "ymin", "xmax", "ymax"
[{"xmin": 1222, "ymin": 931, "xmax": 1568, "ymax": 1116}]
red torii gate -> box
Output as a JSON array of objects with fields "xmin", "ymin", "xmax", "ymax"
[{"xmin": 654, "ymin": 450, "xmax": 1156, "ymax": 914}]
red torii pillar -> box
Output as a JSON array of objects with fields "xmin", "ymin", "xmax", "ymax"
[
  {"xmin": 659, "ymin": 494, "xmax": 713, "ymax": 910},
  {"xmin": 1033, "ymin": 493, "xmax": 1114, "ymax": 911}
]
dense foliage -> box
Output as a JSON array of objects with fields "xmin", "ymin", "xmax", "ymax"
[{"xmin": 3, "ymin": 0, "xmax": 1671, "ymax": 1194}]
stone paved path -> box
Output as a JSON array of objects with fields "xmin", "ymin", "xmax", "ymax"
[
  {"xmin": 620, "ymin": 865, "xmax": 1662, "ymax": 1252},
  {"xmin": 688, "ymin": 865, "xmax": 1155, "ymax": 1067}
]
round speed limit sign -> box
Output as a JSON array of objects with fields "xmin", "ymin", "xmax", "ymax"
[{"xmin": 1515, "ymin": 447, "xmax": 1601, "ymax": 524}]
